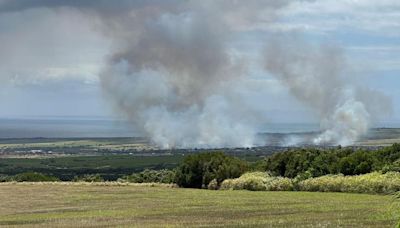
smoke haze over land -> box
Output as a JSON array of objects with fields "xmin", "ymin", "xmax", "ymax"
[
  {"xmin": 0, "ymin": 0, "xmax": 395, "ymax": 148},
  {"xmin": 264, "ymin": 37, "xmax": 392, "ymax": 145}
]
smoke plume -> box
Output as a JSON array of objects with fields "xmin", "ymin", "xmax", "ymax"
[
  {"xmin": 81, "ymin": 1, "xmax": 294, "ymax": 148},
  {"xmin": 0, "ymin": 0, "xmax": 295, "ymax": 148},
  {"xmin": 264, "ymin": 37, "xmax": 391, "ymax": 146},
  {"xmin": 0, "ymin": 0, "xmax": 392, "ymax": 147}
]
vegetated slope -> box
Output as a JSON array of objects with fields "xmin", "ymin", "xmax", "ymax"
[
  {"xmin": 261, "ymin": 143, "xmax": 400, "ymax": 178},
  {"xmin": 0, "ymin": 183, "xmax": 398, "ymax": 227},
  {"xmin": 0, "ymin": 155, "xmax": 184, "ymax": 180}
]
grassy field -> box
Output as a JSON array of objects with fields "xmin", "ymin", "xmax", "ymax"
[
  {"xmin": 0, "ymin": 183, "xmax": 398, "ymax": 227},
  {"xmin": 0, "ymin": 137, "xmax": 151, "ymax": 149}
]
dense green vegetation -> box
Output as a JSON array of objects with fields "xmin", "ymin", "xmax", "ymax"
[
  {"xmin": 0, "ymin": 183, "xmax": 398, "ymax": 227},
  {"xmin": 171, "ymin": 145, "xmax": 400, "ymax": 191},
  {"xmin": 221, "ymin": 172, "xmax": 293, "ymax": 191},
  {"xmin": 9, "ymin": 172, "xmax": 60, "ymax": 182},
  {"xmin": 260, "ymin": 143, "xmax": 400, "ymax": 178},
  {"xmin": 0, "ymin": 154, "xmax": 184, "ymax": 180},
  {"xmin": 73, "ymin": 174, "xmax": 104, "ymax": 182},
  {"xmin": 298, "ymin": 172, "xmax": 400, "ymax": 194},
  {"xmin": 174, "ymin": 152, "xmax": 248, "ymax": 188},
  {"xmin": 2, "ymin": 144, "xmax": 400, "ymax": 193},
  {"xmin": 221, "ymin": 171, "xmax": 400, "ymax": 194},
  {"xmin": 119, "ymin": 169, "xmax": 175, "ymax": 183}
]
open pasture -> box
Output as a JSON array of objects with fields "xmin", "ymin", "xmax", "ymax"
[{"xmin": 0, "ymin": 183, "xmax": 398, "ymax": 227}]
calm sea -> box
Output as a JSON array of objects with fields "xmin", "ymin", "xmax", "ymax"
[
  {"xmin": 0, "ymin": 118, "xmax": 398, "ymax": 138},
  {"xmin": 0, "ymin": 118, "xmax": 137, "ymax": 138}
]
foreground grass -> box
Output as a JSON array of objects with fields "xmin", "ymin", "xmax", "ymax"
[{"xmin": 0, "ymin": 183, "xmax": 398, "ymax": 227}]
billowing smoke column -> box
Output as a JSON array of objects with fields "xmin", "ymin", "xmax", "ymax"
[
  {"xmin": 0, "ymin": 0, "xmax": 392, "ymax": 148},
  {"xmin": 0, "ymin": 0, "xmax": 293, "ymax": 148},
  {"xmin": 97, "ymin": 1, "xmax": 273, "ymax": 148},
  {"xmin": 264, "ymin": 37, "xmax": 390, "ymax": 146},
  {"xmin": 0, "ymin": 0, "xmax": 294, "ymax": 148},
  {"xmin": 83, "ymin": 1, "xmax": 293, "ymax": 148}
]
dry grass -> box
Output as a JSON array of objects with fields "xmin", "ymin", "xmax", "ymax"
[{"xmin": 0, "ymin": 182, "xmax": 398, "ymax": 227}]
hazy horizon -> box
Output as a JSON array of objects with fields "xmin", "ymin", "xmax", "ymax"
[{"xmin": 0, "ymin": 117, "xmax": 399, "ymax": 140}]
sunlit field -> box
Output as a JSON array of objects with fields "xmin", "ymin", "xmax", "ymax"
[{"xmin": 0, "ymin": 183, "xmax": 398, "ymax": 227}]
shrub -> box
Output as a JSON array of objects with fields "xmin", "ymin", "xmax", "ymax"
[
  {"xmin": 119, "ymin": 169, "xmax": 175, "ymax": 184},
  {"xmin": 219, "ymin": 171, "xmax": 400, "ymax": 194},
  {"xmin": 382, "ymin": 160, "xmax": 400, "ymax": 173},
  {"xmin": 0, "ymin": 174, "xmax": 12, "ymax": 182},
  {"xmin": 175, "ymin": 152, "xmax": 248, "ymax": 188},
  {"xmin": 220, "ymin": 172, "xmax": 293, "ymax": 191},
  {"xmin": 12, "ymin": 172, "xmax": 59, "ymax": 182},
  {"xmin": 263, "ymin": 147, "xmax": 342, "ymax": 178},
  {"xmin": 207, "ymin": 179, "xmax": 219, "ymax": 190},
  {"xmin": 73, "ymin": 174, "xmax": 104, "ymax": 182},
  {"xmin": 298, "ymin": 172, "xmax": 400, "ymax": 194},
  {"xmin": 337, "ymin": 151, "xmax": 377, "ymax": 175}
]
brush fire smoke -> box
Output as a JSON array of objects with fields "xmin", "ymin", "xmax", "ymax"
[
  {"xmin": 0, "ymin": 0, "xmax": 392, "ymax": 148},
  {"xmin": 96, "ymin": 1, "xmax": 281, "ymax": 148},
  {"xmin": 264, "ymin": 37, "xmax": 391, "ymax": 146}
]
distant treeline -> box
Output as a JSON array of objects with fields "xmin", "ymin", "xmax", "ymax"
[
  {"xmin": 2, "ymin": 144, "xmax": 400, "ymax": 192},
  {"xmin": 0, "ymin": 155, "xmax": 184, "ymax": 181},
  {"xmin": 259, "ymin": 144, "xmax": 400, "ymax": 178},
  {"xmin": 171, "ymin": 144, "xmax": 400, "ymax": 190},
  {"xmin": 125, "ymin": 144, "xmax": 400, "ymax": 194}
]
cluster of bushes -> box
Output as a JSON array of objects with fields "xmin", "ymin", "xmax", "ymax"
[
  {"xmin": 220, "ymin": 172, "xmax": 293, "ymax": 191},
  {"xmin": 119, "ymin": 169, "xmax": 175, "ymax": 184},
  {"xmin": 298, "ymin": 172, "xmax": 400, "ymax": 194},
  {"xmin": 0, "ymin": 172, "xmax": 59, "ymax": 182},
  {"xmin": 113, "ymin": 152, "xmax": 247, "ymax": 187},
  {"xmin": 174, "ymin": 152, "xmax": 248, "ymax": 188},
  {"xmin": 73, "ymin": 174, "xmax": 104, "ymax": 182},
  {"xmin": 220, "ymin": 171, "xmax": 400, "ymax": 194},
  {"xmin": 0, "ymin": 173, "xmax": 107, "ymax": 183},
  {"xmin": 261, "ymin": 144, "xmax": 400, "ymax": 178}
]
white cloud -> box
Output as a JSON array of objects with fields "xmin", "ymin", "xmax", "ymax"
[
  {"xmin": 0, "ymin": 8, "xmax": 110, "ymax": 86},
  {"xmin": 264, "ymin": 0, "xmax": 400, "ymax": 36}
]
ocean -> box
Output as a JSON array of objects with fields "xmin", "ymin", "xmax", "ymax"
[
  {"xmin": 0, "ymin": 118, "xmax": 137, "ymax": 138},
  {"xmin": 0, "ymin": 118, "xmax": 398, "ymax": 138}
]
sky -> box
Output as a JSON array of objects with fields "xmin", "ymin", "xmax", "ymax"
[{"xmin": 0, "ymin": 0, "xmax": 399, "ymax": 124}]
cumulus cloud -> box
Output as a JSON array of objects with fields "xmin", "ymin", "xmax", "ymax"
[
  {"xmin": 267, "ymin": 0, "xmax": 400, "ymax": 35},
  {"xmin": 0, "ymin": 6, "xmax": 109, "ymax": 86}
]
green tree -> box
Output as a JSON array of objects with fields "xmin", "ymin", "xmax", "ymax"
[
  {"xmin": 120, "ymin": 169, "xmax": 175, "ymax": 183},
  {"xmin": 13, "ymin": 172, "xmax": 59, "ymax": 182},
  {"xmin": 175, "ymin": 152, "xmax": 248, "ymax": 188}
]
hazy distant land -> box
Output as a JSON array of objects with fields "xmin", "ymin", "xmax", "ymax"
[{"xmin": 0, "ymin": 127, "xmax": 399, "ymax": 159}]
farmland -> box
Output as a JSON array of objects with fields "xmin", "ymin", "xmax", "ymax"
[
  {"xmin": 0, "ymin": 183, "xmax": 398, "ymax": 227},
  {"xmin": 0, "ymin": 155, "xmax": 184, "ymax": 180}
]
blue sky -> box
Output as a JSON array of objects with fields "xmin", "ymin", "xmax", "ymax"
[{"xmin": 0, "ymin": 0, "xmax": 399, "ymax": 125}]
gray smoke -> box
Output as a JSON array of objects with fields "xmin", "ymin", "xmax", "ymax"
[
  {"xmin": 95, "ymin": 1, "xmax": 268, "ymax": 148},
  {"xmin": 0, "ymin": 0, "xmax": 392, "ymax": 148},
  {"xmin": 264, "ymin": 36, "xmax": 392, "ymax": 146},
  {"xmin": 82, "ymin": 1, "xmax": 296, "ymax": 148},
  {"xmin": 0, "ymin": 0, "xmax": 295, "ymax": 148}
]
